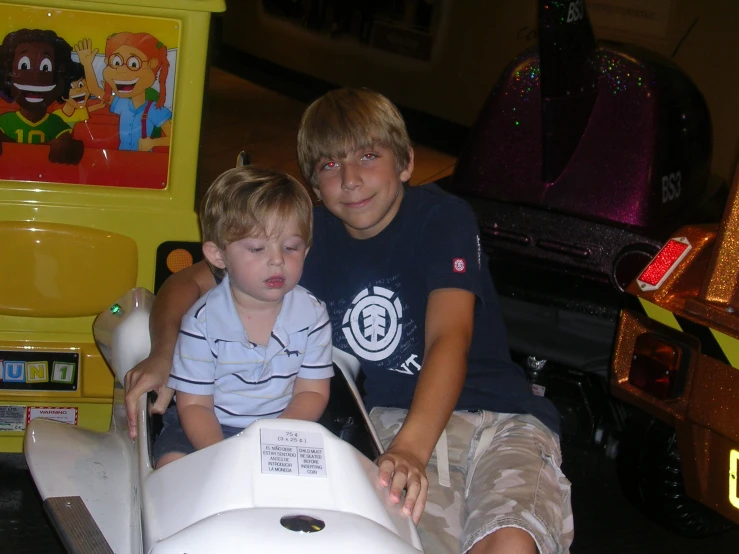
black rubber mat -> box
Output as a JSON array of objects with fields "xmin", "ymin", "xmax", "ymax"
[
  {"xmin": 0, "ymin": 454, "xmax": 64, "ymax": 554},
  {"xmin": 562, "ymin": 444, "xmax": 739, "ymax": 553}
]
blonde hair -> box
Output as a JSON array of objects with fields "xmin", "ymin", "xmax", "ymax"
[
  {"xmin": 200, "ymin": 166, "xmax": 313, "ymax": 252},
  {"xmin": 296, "ymin": 88, "xmax": 412, "ymax": 186}
]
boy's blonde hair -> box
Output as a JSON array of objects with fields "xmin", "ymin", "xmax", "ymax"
[
  {"xmin": 297, "ymin": 88, "xmax": 412, "ymax": 186},
  {"xmin": 200, "ymin": 166, "xmax": 313, "ymax": 251}
]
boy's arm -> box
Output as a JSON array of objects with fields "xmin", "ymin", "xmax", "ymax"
[
  {"xmin": 278, "ymin": 303, "xmax": 333, "ymax": 422},
  {"xmin": 124, "ymin": 260, "xmax": 217, "ymax": 439},
  {"xmin": 278, "ymin": 377, "xmax": 331, "ymax": 421},
  {"xmin": 175, "ymin": 391, "xmax": 224, "ymax": 449},
  {"xmin": 73, "ymin": 39, "xmax": 105, "ymax": 98},
  {"xmin": 377, "ymin": 287, "xmax": 474, "ymax": 524}
]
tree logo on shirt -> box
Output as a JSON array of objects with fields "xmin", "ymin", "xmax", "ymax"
[{"xmin": 342, "ymin": 286, "xmax": 403, "ymax": 361}]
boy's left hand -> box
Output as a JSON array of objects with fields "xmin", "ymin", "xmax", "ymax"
[{"xmin": 377, "ymin": 446, "xmax": 429, "ymax": 524}]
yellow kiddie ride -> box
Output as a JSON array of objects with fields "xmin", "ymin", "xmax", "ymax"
[
  {"xmin": 611, "ymin": 159, "xmax": 739, "ymax": 536},
  {"xmin": 0, "ymin": 0, "xmax": 224, "ymax": 452}
]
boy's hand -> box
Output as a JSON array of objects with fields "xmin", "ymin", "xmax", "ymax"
[
  {"xmin": 376, "ymin": 445, "xmax": 429, "ymax": 524},
  {"xmin": 124, "ymin": 354, "xmax": 174, "ymax": 440}
]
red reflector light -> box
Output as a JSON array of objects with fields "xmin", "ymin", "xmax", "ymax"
[
  {"xmin": 629, "ymin": 333, "xmax": 682, "ymax": 399},
  {"xmin": 636, "ymin": 237, "xmax": 691, "ymax": 291}
]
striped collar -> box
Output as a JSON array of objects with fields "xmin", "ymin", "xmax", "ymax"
[{"xmin": 198, "ymin": 274, "xmax": 318, "ymax": 346}]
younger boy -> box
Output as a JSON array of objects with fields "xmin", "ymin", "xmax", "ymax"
[{"xmin": 153, "ymin": 166, "xmax": 333, "ymax": 468}]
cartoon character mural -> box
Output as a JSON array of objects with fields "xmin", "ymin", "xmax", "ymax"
[
  {"xmin": 0, "ymin": 28, "xmax": 84, "ymax": 164},
  {"xmin": 51, "ymin": 61, "xmax": 107, "ymax": 128},
  {"xmin": 0, "ymin": 5, "xmax": 180, "ymax": 188},
  {"xmin": 75, "ymin": 33, "xmax": 172, "ymax": 152}
]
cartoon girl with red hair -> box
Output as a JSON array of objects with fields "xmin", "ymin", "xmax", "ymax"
[{"xmin": 75, "ymin": 32, "xmax": 172, "ymax": 152}]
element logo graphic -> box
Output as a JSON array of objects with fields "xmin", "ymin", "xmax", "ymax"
[{"xmin": 342, "ymin": 286, "xmax": 403, "ymax": 361}]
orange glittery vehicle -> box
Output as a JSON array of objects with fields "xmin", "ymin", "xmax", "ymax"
[{"xmin": 610, "ymin": 159, "xmax": 739, "ymax": 536}]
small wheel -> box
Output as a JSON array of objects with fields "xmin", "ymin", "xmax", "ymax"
[{"xmin": 616, "ymin": 413, "xmax": 736, "ymax": 537}]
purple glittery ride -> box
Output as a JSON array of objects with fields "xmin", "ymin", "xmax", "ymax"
[{"xmin": 451, "ymin": 0, "xmax": 724, "ymax": 306}]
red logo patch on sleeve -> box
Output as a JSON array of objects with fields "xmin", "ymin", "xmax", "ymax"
[{"xmin": 453, "ymin": 258, "xmax": 466, "ymax": 273}]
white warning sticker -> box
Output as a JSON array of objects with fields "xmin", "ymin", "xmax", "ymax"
[
  {"xmin": 260, "ymin": 428, "xmax": 327, "ymax": 477},
  {"xmin": 0, "ymin": 405, "xmax": 26, "ymax": 432},
  {"xmin": 27, "ymin": 407, "xmax": 78, "ymax": 425}
]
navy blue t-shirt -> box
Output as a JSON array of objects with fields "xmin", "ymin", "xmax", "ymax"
[{"xmin": 300, "ymin": 184, "xmax": 561, "ymax": 435}]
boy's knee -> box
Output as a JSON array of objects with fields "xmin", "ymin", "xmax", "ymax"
[
  {"xmin": 468, "ymin": 526, "xmax": 537, "ymax": 554},
  {"xmin": 155, "ymin": 451, "xmax": 185, "ymax": 469}
]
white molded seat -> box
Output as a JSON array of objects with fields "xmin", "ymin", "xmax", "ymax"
[{"xmin": 25, "ymin": 287, "xmax": 422, "ymax": 553}]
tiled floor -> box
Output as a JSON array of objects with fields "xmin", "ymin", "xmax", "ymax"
[{"xmin": 4, "ymin": 64, "xmax": 739, "ymax": 554}]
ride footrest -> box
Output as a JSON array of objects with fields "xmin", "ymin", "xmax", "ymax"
[{"xmin": 44, "ymin": 496, "xmax": 114, "ymax": 554}]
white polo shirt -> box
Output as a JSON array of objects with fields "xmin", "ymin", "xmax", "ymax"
[{"xmin": 168, "ymin": 274, "xmax": 334, "ymax": 428}]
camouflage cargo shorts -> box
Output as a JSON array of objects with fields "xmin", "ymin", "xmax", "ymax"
[{"xmin": 369, "ymin": 407, "xmax": 574, "ymax": 554}]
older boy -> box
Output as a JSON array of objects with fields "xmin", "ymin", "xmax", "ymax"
[
  {"xmin": 126, "ymin": 90, "xmax": 573, "ymax": 553},
  {"xmin": 153, "ymin": 166, "xmax": 333, "ymax": 468}
]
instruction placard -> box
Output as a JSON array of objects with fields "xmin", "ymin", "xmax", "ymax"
[
  {"xmin": 0, "ymin": 405, "xmax": 26, "ymax": 432},
  {"xmin": 260, "ymin": 428, "xmax": 327, "ymax": 478}
]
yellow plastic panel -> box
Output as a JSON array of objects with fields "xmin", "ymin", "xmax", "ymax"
[
  {"xmin": 0, "ymin": 402, "xmax": 113, "ymax": 453},
  {"xmin": 0, "ymin": 340, "xmax": 115, "ymax": 400},
  {"xmin": 0, "ymin": 221, "xmax": 137, "ymax": 317},
  {"xmin": 75, "ymin": 0, "xmax": 225, "ymax": 12},
  {"xmin": 81, "ymin": 346, "xmax": 115, "ymax": 398}
]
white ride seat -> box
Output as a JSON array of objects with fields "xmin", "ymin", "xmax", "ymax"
[{"xmin": 24, "ymin": 287, "xmax": 420, "ymax": 554}]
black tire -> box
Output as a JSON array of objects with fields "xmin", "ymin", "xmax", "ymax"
[{"xmin": 616, "ymin": 414, "xmax": 736, "ymax": 537}]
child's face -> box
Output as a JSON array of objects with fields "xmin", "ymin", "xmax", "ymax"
[
  {"xmin": 10, "ymin": 41, "xmax": 62, "ymax": 113},
  {"xmin": 65, "ymin": 78, "xmax": 90, "ymax": 109},
  {"xmin": 313, "ymin": 144, "xmax": 414, "ymax": 239},
  {"xmin": 103, "ymin": 45, "xmax": 158, "ymax": 98},
  {"xmin": 210, "ymin": 213, "xmax": 308, "ymax": 308}
]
